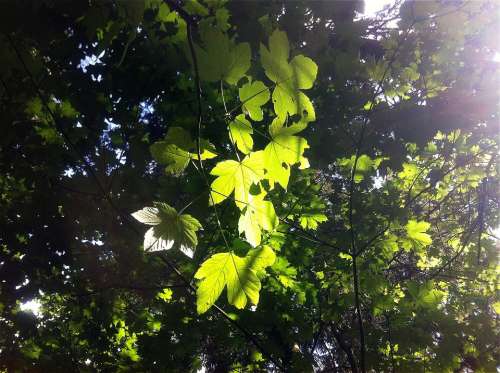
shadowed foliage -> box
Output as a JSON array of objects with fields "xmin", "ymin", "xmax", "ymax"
[{"xmin": 0, "ymin": 1, "xmax": 498, "ymax": 372}]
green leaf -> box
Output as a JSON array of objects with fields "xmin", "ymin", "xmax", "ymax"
[
  {"xmin": 238, "ymin": 194, "xmax": 278, "ymax": 247},
  {"xmin": 131, "ymin": 202, "xmax": 202, "ymax": 258},
  {"xmin": 195, "ymin": 28, "xmax": 250, "ymax": 85},
  {"xmin": 260, "ymin": 30, "xmax": 317, "ymax": 121},
  {"xmin": 263, "ymin": 118, "xmax": 309, "ymax": 189},
  {"xmin": 229, "ymin": 114, "xmax": 253, "ymax": 154},
  {"xmin": 150, "ymin": 127, "xmax": 217, "ymax": 175},
  {"xmin": 246, "ymin": 246, "xmax": 276, "ymax": 274},
  {"xmin": 210, "ymin": 151, "xmax": 265, "ymax": 209},
  {"xmin": 239, "ymin": 80, "xmax": 270, "ymax": 121},
  {"xmin": 156, "ymin": 288, "xmax": 173, "ymax": 302},
  {"xmin": 184, "ymin": 0, "xmax": 209, "ymax": 16},
  {"xmin": 339, "ymin": 154, "xmax": 378, "ymax": 183},
  {"xmin": 298, "ymin": 199, "xmax": 327, "ymax": 230},
  {"xmin": 493, "ymin": 301, "xmax": 500, "ymax": 315},
  {"xmin": 272, "ymin": 85, "xmax": 315, "ymax": 122},
  {"xmin": 406, "ymin": 220, "xmax": 432, "ymax": 248},
  {"xmin": 194, "ymin": 246, "xmax": 275, "ymax": 313},
  {"xmin": 271, "ymin": 257, "xmax": 297, "ymax": 288}
]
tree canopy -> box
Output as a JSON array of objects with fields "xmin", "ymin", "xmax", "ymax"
[{"xmin": 0, "ymin": 0, "xmax": 498, "ymax": 372}]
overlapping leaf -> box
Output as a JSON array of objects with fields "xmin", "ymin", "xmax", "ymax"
[
  {"xmin": 209, "ymin": 151, "xmax": 265, "ymax": 209},
  {"xmin": 238, "ymin": 193, "xmax": 278, "ymax": 247},
  {"xmin": 263, "ymin": 117, "xmax": 309, "ymax": 189},
  {"xmin": 228, "ymin": 114, "xmax": 253, "ymax": 154},
  {"xmin": 239, "ymin": 80, "xmax": 270, "ymax": 121},
  {"xmin": 297, "ymin": 198, "xmax": 327, "ymax": 230},
  {"xmin": 150, "ymin": 127, "xmax": 217, "ymax": 175},
  {"xmin": 260, "ymin": 30, "xmax": 317, "ymax": 121},
  {"xmin": 195, "ymin": 28, "xmax": 250, "ymax": 85}
]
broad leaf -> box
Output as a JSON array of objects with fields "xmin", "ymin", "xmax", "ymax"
[
  {"xmin": 210, "ymin": 151, "xmax": 265, "ymax": 209},
  {"xmin": 297, "ymin": 199, "xmax": 327, "ymax": 230},
  {"xmin": 260, "ymin": 30, "xmax": 317, "ymax": 121},
  {"xmin": 239, "ymin": 80, "xmax": 270, "ymax": 121},
  {"xmin": 229, "ymin": 114, "xmax": 253, "ymax": 154},
  {"xmin": 238, "ymin": 194, "xmax": 278, "ymax": 247},
  {"xmin": 406, "ymin": 220, "xmax": 432, "ymax": 249},
  {"xmin": 194, "ymin": 246, "xmax": 275, "ymax": 313},
  {"xmin": 195, "ymin": 28, "xmax": 250, "ymax": 85},
  {"xmin": 131, "ymin": 202, "xmax": 202, "ymax": 258},
  {"xmin": 263, "ymin": 118, "xmax": 309, "ymax": 189},
  {"xmin": 150, "ymin": 127, "xmax": 217, "ymax": 175}
]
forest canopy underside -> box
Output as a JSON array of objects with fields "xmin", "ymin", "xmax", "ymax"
[{"xmin": 0, "ymin": 0, "xmax": 498, "ymax": 372}]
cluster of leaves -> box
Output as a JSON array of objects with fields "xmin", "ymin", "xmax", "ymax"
[
  {"xmin": 144, "ymin": 27, "xmax": 319, "ymax": 313},
  {"xmin": 0, "ymin": 0, "xmax": 498, "ymax": 372}
]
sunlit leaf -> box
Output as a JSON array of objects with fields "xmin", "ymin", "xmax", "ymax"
[
  {"xmin": 239, "ymin": 80, "xmax": 270, "ymax": 121},
  {"xmin": 210, "ymin": 151, "xmax": 265, "ymax": 209},
  {"xmin": 131, "ymin": 202, "xmax": 202, "ymax": 258},
  {"xmin": 263, "ymin": 117, "xmax": 309, "ymax": 189},
  {"xmin": 194, "ymin": 246, "xmax": 275, "ymax": 313},
  {"xmin": 229, "ymin": 114, "xmax": 253, "ymax": 154},
  {"xmin": 260, "ymin": 30, "xmax": 317, "ymax": 121},
  {"xmin": 238, "ymin": 193, "xmax": 278, "ymax": 247}
]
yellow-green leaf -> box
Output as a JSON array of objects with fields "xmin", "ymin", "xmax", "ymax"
[
  {"xmin": 229, "ymin": 114, "xmax": 253, "ymax": 154},
  {"xmin": 406, "ymin": 220, "xmax": 432, "ymax": 248},
  {"xmin": 263, "ymin": 118, "xmax": 309, "ymax": 189},
  {"xmin": 239, "ymin": 80, "xmax": 270, "ymax": 121},
  {"xmin": 210, "ymin": 151, "xmax": 265, "ymax": 209},
  {"xmin": 260, "ymin": 30, "xmax": 317, "ymax": 121},
  {"xmin": 194, "ymin": 247, "xmax": 275, "ymax": 313},
  {"xmin": 238, "ymin": 194, "xmax": 278, "ymax": 247}
]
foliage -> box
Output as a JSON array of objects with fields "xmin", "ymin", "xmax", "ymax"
[{"xmin": 0, "ymin": 0, "xmax": 498, "ymax": 372}]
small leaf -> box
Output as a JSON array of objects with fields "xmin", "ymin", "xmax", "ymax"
[
  {"xmin": 157, "ymin": 288, "xmax": 173, "ymax": 302},
  {"xmin": 493, "ymin": 301, "xmax": 500, "ymax": 315},
  {"xmin": 339, "ymin": 154, "xmax": 376, "ymax": 183},
  {"xmin": 271, "ymin": 257, "xmax": 297, "ymax": 288},
  {"xmin": 298, "ymin": 198, "xmax": 327, "ymax": 230}
]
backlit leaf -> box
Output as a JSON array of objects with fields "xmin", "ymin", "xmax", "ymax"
[
  {"xmin": 131, "ymin": 202, "xmax": 202, "ymax": 258},
  {"xmin": 406, "ymin": 220, "xmax": 432, "ymax": 248},
  {"xmin": 229, "ymin": 114, "xmax": 253, "ymax": 154},
  {"xmin": 238, "ymin": 193, "xmax": 278, "ymax": 247},
  {"xmin": 194, "ymin": 246, "xmax": 275, "ymax": 313},
  {"xmin": 150, "ymin": 127, "xmax": 217, "ymax": 175},
  {"xmin": 210, "ymin": 151, "xmax": 265, "ymax": 209},
  {"xmin": 195, "ymin": 28, "xmax": 250, "ymax": 85},
  {"xmin": 239, "ymin": 80, "xmax": 270, "ymax": 121},
  {"xmin": 260, "ymin": 30, "xmax": 317, "ymax": 121},
  {"xmin": 263, "ymin": 118, "xmax": 309, "ymax": 189}
]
